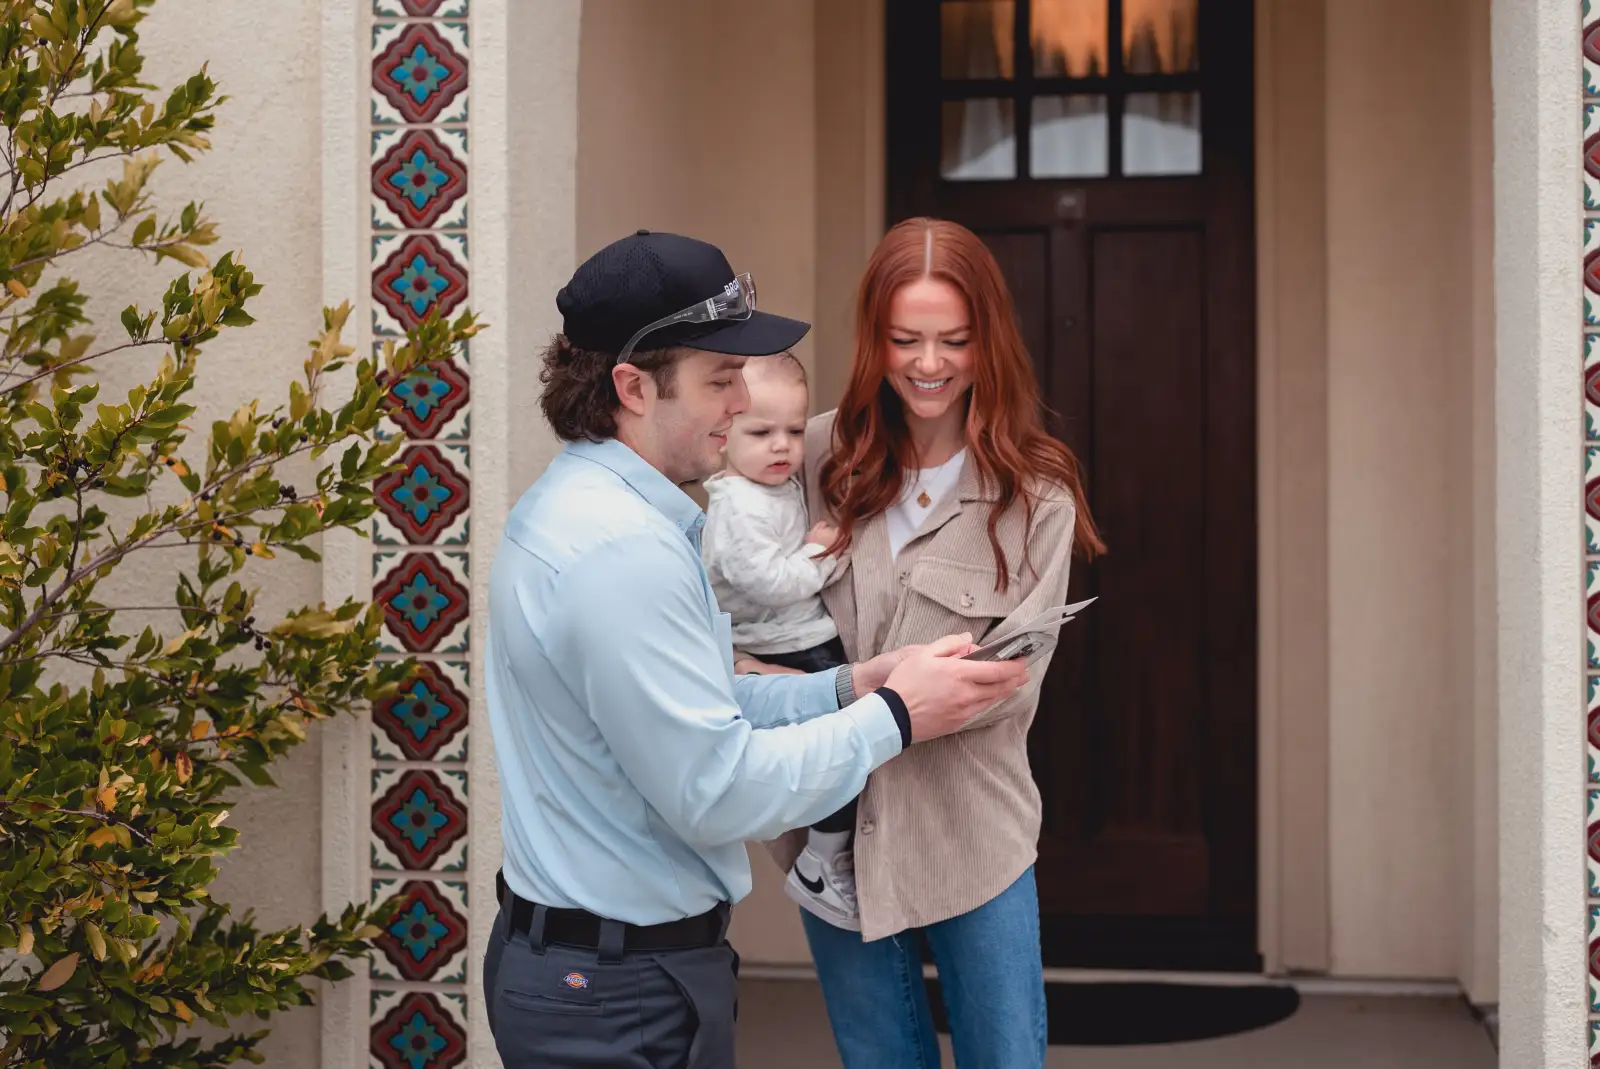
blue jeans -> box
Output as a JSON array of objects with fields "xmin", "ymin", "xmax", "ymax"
[{"xmin": 800, "ymin": 867, "xmax": 1047, "ymax": 1069}]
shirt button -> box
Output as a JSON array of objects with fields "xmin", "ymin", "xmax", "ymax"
[
  {"xmin": 860, "ymin": 821, "xmax": 876, "ymax": 835},
  {"xmin": 959, "ymin": 592, "xmax": 974, "ymax": 609},
  {"xmin": 898, "ymin": 571, "xmax": 909, "ymax": 586}
]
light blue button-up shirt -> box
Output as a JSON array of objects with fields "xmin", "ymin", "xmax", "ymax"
[{"xmin": 486, "ymin": 437, "xmax": 903, "ymax": 924}]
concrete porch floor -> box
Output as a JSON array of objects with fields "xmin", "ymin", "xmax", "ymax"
[{"xmin": 733, "ymin": 980, "xmax": 1498, "ymax": 1068}]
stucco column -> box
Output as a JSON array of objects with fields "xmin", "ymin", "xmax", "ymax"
[
  {"xmin": 1493, "ymin": 0, "xmax": 1586, "ymax": 1065},
  {"xmin": 318, "ymin": 1, "xmax": 576, "ymax": 1067}
]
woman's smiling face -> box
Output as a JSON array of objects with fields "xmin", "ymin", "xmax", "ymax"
[{"xmin": 883, "ymin": 276, "xmax": 973, "ymax": 425}]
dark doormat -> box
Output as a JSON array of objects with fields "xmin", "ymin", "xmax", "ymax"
[{"xmin": 925, "ymin": 979, "xmax": 1300, "ymax": 1046}]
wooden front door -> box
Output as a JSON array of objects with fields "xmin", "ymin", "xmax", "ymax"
[{"xmin": 887, "ymin": 0, "xmax": 1258, "ymax": 971}]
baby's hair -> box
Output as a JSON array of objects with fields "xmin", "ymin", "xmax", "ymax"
[{"xmin": 745, "ymin": 350, "xmax": 807, "ymax": 389}]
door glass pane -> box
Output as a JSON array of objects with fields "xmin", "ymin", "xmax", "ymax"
[
  {"xmin": 1122, "ymin": 0, "xmax": 1199, "ymax": 74},
  {"xmin": 1030, "ymin": 95, "xmax": 1109, "ymax": 178},
  {"xmin": 1123, "ymin": 91, "xmax": 1202, "ymax": 175},
  {"xmin": 941, "ymin": 99, "xmax": 1017, "ymax": 180},
  {"xmin": 1031, "ymin": 0, "xmax": 1108, "ymax": 77},
  {"xmin": 941, "ymin": 1, "xmax": 1015, "ymax": 80}
]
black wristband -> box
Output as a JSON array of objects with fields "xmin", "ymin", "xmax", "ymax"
[{"xmin": 874, "ymin": 686, "xmax": 912, "ymax": 748}]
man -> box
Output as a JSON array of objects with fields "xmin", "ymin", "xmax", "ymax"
[{"xmin": 482, "ymin": 230, "xmax": 1028, "ymax": 1068}]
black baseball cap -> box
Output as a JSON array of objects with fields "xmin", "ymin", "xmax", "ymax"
[{"xmin": 556, "ymin": 230, "xmax": 810, "ymax": 358}]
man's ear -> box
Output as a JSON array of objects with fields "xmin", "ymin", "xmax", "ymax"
[{"xmin": 612, "ymin": 362, "xmax": 651, "ymax": 418}]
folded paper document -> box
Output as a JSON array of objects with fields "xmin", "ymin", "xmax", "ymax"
[{"xmin": 961, "ymin": 597, "xmax": 1098, "ymax": 667}]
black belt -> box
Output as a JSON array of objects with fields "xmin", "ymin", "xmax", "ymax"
[{"xmin": 495, "ymin": 869, "xmax": 729, "ymax": 954}]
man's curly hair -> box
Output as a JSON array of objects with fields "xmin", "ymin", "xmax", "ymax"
[{"xmin": 538, "ymin": 336, "xmax": 680, "ymax": 442}]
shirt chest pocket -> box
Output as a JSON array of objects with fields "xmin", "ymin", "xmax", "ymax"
[{"xmin": 891, "ymin": 556, "xmax": 1027, "ymax": 648}]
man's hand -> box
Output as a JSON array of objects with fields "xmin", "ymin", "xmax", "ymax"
[{"xmin": 883, "ymin": 634, "xmax": 1028, "ymax": 741}]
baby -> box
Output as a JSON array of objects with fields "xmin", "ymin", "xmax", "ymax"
[{"xmin": 700, "ymin": 352, "xmax": 861, "ymax": 931}]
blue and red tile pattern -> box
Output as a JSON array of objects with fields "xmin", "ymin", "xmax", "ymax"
[{"xmin": 369, "ymin": 0, "xmax": 473, "ymax": 1063}]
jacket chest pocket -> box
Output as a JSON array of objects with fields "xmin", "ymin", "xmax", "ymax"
[{"xmin": 889, "ymin": 556, "xmax": 1026, "ymax": 648}]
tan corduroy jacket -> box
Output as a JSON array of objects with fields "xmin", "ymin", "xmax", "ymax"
[{"xmin": 765, "ymin": 410, "xmax": 1077, "ymax": 940}]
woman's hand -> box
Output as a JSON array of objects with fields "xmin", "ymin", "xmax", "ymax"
[
  {"xmin": 850, "ymin": 642, "xmax": 934, "ymax": 694},
  {"xmin": 734, "ymin": 655, "xmax": 805, "ymax": 676}
]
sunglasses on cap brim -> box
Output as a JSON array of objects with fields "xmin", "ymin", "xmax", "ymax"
[{"xmin": 615, "ymin": 273, "xmax": 757, "ymax": 365}]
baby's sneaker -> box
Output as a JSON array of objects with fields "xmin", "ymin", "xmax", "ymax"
[{"xmin": 784, "ymin": 846, "xmax": 860, "ymax": 931}]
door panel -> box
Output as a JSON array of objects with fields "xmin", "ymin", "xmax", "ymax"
[{"xmin": 887, "ymin": 0, "xmax": 1258, "ymax": 971}]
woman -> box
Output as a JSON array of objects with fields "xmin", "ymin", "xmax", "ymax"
[{"xmin": 764, "ymin": 217, "xmax": 1103, "ymax": 1068}]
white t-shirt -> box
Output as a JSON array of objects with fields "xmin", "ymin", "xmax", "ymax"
[{"xmin": 886, "ymin": 449, "xmax": 967, "ymax": 559}]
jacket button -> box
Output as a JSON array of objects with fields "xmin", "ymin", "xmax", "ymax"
[
  {"xmin": 898, "ymin": 571, "xmax": 908, "ymax": 586},
  {"xmin": 860, "ymin": 821, "xmax": 876, "ymax": 835},
  {"xmin": 959, "ymin": 592, "xmax": 974, "ymax": 609}
]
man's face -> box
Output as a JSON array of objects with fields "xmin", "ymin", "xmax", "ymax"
[{"xmin": 643, "ymin": 348, "xmax": 751, "ymax": 484}]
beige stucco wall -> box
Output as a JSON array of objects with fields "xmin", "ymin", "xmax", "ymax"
[
  {"xmin": 812, "ymin": 0, "xmax": 886, "ymax": 412},
  {"xmin": 1324, "ymin": 0, "xmax": 1495, "ymax": 983},
  {"xmin": 1491, "ymin": 0, "xmax": 1586, "ymax": 1057},
  {"xmin": 65, "ymin": 2, "xmax": 331, "ymax": 1066},
  {"xmin": 506, "ymin": 2, "xmax": 579, "ymax": 500},
  {"xmin": 1462, "ymin": 0, "xmax": 1500, "ymax": 1006},
  {"xmin": 1256, "ymin": 0, "xmax": 1332, "ymax": 976}
]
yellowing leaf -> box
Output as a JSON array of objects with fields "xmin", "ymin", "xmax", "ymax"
[
  {"xmin": 162, "ymin": 627, "xmax": 205, "ymax": 656},
  {"xmin": 97, "ymin": 786, "xmax": 117, "ymax": 812},
  {"xmin": 208, "ymin": 809, "xmax": 229, "ymax": 828},
  {"xmin": 35, "ymin": 952, "xmax": 78, "ymax": 991},
  {"xmin": 289, "ymin": 380, "xmax": 309, "ymax": 422},
  {"xmin": 172, "ymin": 999, "xmax": 193, "ymax": 1023},
  {"xmin": 84, "ymin": 922, "xmax": 106, "ymax": 962},
  {"xmin": 174, "ymin": 752, "xmax": 193, "ymax": 784},
  {"xmin": 250, "ymin": 542, "xmax": 274, "ymax": 559},
  {"xmin": 17, "ymin": 925, "xmax": 34, "ymax": 956},
  {"xmin": 6, "ymin": 279, "xmax": 28, "ymax": 298},
  {"xmin": 86, "ymin": 826, "xmax": 117, "ymax": 847},
  {"xmin": 29, "ymin": 14, "xmax": 63, "ymax": 45},
  {"xmin": 164, "ymin": 243, "xmax": 209, "ymax": 269},
  {"xmin": 132, "ymin": 890, "xmax": 159, "ymax": 904},
  {"xmin": 103, "ymin": 0, "xmax": 139, "ymax": 27},
  {"xmin": 132, "ymin": 960, "xmax": 166, "ymax": 983},
  {"xmin": 190, "ymin": 720, "xmax": 209, "ymax": 740}
]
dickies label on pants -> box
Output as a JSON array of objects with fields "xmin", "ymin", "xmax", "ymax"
[{"xmin": 484, "ymin": 907, "xmax": 740, "ymax": 1069}]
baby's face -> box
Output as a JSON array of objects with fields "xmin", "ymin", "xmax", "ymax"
[{"xmin": 723, "ymin": 374, "xmax": 808, "ymax": 486}]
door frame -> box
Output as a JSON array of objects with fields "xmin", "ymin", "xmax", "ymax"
[{"xmin": 815, "ymin": 0, "xmax": 1331, "ymax": 975}]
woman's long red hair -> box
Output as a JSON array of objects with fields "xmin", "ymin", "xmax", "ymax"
[{"xmin": 820, "ymin": 217, "xmax": 1105, "ymax": 587}]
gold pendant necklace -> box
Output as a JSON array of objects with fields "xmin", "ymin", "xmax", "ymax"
[{"xmin": 916, "ymin": 489, "xmax": 932, "ymax": 508}]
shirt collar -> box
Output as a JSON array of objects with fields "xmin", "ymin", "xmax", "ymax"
[{"xmin": 565, "ymin": 437, "xmax": 705, "ymax": 534}]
